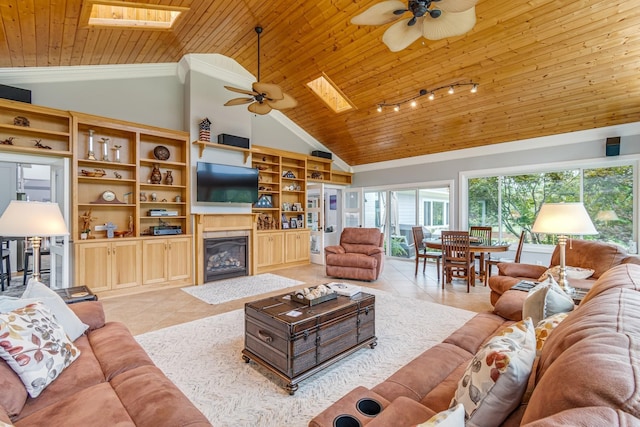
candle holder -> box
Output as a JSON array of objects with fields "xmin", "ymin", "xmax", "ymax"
[
  {"xmin": 112, "ymin": 145, "xmax": 122, "ymax": 163},
  {"xmin": 100, "ymin": 137, "xmax": 110, "ymax": 161},
  {"xmin": 87, "ymin": 129, "xmax": 96, "ymax": 160}
]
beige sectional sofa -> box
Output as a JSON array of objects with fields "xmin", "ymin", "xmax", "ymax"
[
  {"xmin": 0, "ymin": 300, "xmax": 210, "ymax": 427},
  {"xmin": 310, "ymin": 263, "xmax": 640, "ymax": 426}
]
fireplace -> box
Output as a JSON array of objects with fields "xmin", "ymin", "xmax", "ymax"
[{"xmin": 204, "ymin": 236, "xmax": 248, "ymax": 282}]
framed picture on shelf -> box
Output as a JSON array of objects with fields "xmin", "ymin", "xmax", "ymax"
[
  {"xmin": 255, "ymin": 194, "xmax": 273, "ymax": 208},
  {"xmin": 290, "ymin": 218, "xmax": 298, "ymax": 229},
  {"xmin": 282, "ymin": 221, "xmax": 290, "ymax": 229},
  {"xmin": 297, "ymin": 219, "xmax": 303, "ymax": 228}
]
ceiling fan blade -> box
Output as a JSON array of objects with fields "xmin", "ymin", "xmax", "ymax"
[
  {"xmin": 437, "ymin": 0, "xmax": 478, "ymax": 13},
  {"xmin": 382, "ymin": 18, "xmax": 423, "ymax": 52},
  {"xmin": 224, "ymin": 97, "xmax": 254, "ymax": 106},
  {"xmin": 351, "ymin": 0, "xmax": 406, "ymax": 25},
  {"xmin": 253, "ymin": 82, "xmax": 284, "ymax": 101},
  {"xmin": 422, "ymin": 7, "xmax": 476, "ymax": 40},
  {"xmin": 267, "ymin": 93, "xmax": 298, "ymax": 110},
  {"xmin": 248, "ymin": 102, "xmax": 273, "ymax": 115},
  {"xmin": 224, "ymin": 85, "xmax": 257, "ymax": 96}
]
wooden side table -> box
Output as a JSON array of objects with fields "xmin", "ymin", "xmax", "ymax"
[{"xmin": 54, "ymin": 286, "xmax": 98, "ymax": 304}]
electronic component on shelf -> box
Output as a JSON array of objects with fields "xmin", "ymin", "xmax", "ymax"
[
  {"xmin": 149, "ymin": 209, "xmax": 178, "ymax": 216},
  {"xmin": 151, "ymin": 225, "xmax": 182, "ymax": 235}
]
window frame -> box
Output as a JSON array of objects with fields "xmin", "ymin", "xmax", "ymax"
[{"xmin": 460, "ymin": 156, "xmax": 638, "ymax": 252}]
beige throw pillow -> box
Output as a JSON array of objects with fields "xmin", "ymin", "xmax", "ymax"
[
  {"xmin": 523, "ymin": 277, "xmax": 575, "ymax": 325},
  {"xmin": 450, "ymin": 318, "xmax": 536, "ymax": 427},
  {"xmin": 418, "ymin": 403, "xmax": 465, "ymax": 426}
]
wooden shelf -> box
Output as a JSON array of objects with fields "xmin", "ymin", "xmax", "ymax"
[{"xmin": 192, "ymin": 140, "xmax": 250, "ymax": 161}]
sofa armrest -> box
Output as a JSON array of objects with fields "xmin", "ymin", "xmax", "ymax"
[
  {"xmin": 366, "ymin": 247, "xmax": 384, "ymax": 256},
  {"xmin": 498, "ymin": 263, "xmax": 547, "ymax": 279},
  {"xmin": 366, "ymin": 396, "xmax": 437, "ymax": 427},
  {"xmin": 68, "ymin": 301, "xmax": 106, "ymax": 331},
  {"xmin": 325, "ymin": 245, "xmax": 345, "ymax": 255}
]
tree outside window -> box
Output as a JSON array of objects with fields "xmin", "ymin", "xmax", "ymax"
[{"xmin": 468, "ymin": 165, "xmax": 633, "ymax": 247}]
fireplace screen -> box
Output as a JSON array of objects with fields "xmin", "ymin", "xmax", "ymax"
[{"xmin": 204, "ymin": 236, "xmax": 248, "ymax": 282}]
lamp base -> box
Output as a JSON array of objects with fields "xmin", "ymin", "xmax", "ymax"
[{"xmin": 557, "ymin": 235, "xmax": 574, "ymax": 295}]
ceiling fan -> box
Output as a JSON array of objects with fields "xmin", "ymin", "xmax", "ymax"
[
  {"xmin": 351, "ymin": 0, "xmax": 478, "ymax": 52},
  {"xmin": 224, "ymin": 26, "xmax": 297, "ymax": 115}
]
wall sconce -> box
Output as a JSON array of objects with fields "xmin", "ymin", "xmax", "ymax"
[{"xmin": 376, "ymin": 81, "xmax": 479, "ymax": 112}]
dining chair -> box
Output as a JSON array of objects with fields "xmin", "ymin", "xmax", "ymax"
[
  {"xmin": 0, "ymin": 237, "xmax": 10, "ymax": 291},
  {"xmin": 440, "ymin": 231, "xmax": 475, "ymax": 292},
  {"xmin": 470, "ymin": 226, "xmax": 492, "ymax": 285},
  {"xmin": 411, "ymin": 226, "xmax": 441, "ymax": 280},
  {"xmin": 485, "ymin": 231, "xmax": 526, "ymax": 286}
]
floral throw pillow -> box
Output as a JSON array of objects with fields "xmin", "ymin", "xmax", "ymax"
[
  {"xmin": 537, "ymin": 265, "xmax": 595, "ymax": 282},
  {"xmin": 534, "ymin": 312, "xmax": 569, "ymax": 355},
  {"xmin": 450, "ymin": 318, "xmax": 536, "ymax": 427},
  {"xmin": 0, "ymin": 302, "xmax": 80, "ymax": 398}
]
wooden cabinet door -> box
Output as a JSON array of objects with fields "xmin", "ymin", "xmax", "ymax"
[
  {"xmin": 257, "ymin": 232, "xmax": 285, "ymax": 268},
  {"xmin": 142, "ymin": 239, "xmax": 168, "ymax": 285},
  {"xmin": 111, "ymin": 240, "xmax": 142, "ymax": 289},
  {"xmin": 271, "ymin": 232, "xmax": 285, "ymax": 266},
  {"xmin": 296, "ymin": 230, "xmax": 310, "ymax": 261},
  {"xmin": 286, "ymin": 230, "xmax": 310, "ymax": 262},
  {"xmin": 167, "ymin": 236, "xmax": 191, "ymax": 282},
  {"xmin": 76, "ymin": 242, "xmax": 111, "ymax": 292}
]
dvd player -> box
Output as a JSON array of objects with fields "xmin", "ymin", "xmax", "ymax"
[{"xmin": 151, "ymin": 226, "xmax": 182, "ymax": 236}]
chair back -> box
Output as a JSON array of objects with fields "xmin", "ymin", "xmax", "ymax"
[
  {"xmin": 339, "ymin": 227, "xmax": 383, "ymax": 254},
  {"xmin": 470, "ymin": 226, "xmax": 492, "ymax": 245},
  {"xmin": 411, "ymin": 226, "xmax": 425, "ymax": 251},
  {"xmin": 441, "ymin": 231, "xmax": 471, "ymax": 263},
  {"xmin": 514, "ymin": 231, "xmax": 526, "ymax": 263}
]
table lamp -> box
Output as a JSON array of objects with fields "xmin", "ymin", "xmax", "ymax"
[
  {"xmin": 532, "ymin": 202, "xmax": 598, "ymax": 294},
  {"xmin": 0, "ymin": 201, "xmax": 69, "ymax": 283}
]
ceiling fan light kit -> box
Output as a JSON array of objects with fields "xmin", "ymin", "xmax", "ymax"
[
  {"xmin": 351, "ymin": 0, "xmax": 478, "ymax": 52},
  {"xmin": 224, "ymin": 26, "xmax": 297, "ymax": 115},
  {"xmin": 376, "ymin": 81, "xmax": 478, "ymax": 112}
]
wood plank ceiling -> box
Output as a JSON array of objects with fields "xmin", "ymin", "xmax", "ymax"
[{"xmin": 1, "ymin": 0, "xmax": 639, "ymax": 166}]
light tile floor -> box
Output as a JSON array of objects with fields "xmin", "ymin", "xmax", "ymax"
[{"xmin": 101, "ymin": 258, "xmax": 494, "ymax": 336}]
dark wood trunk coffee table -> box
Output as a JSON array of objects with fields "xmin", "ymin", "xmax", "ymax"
[{"xmin": 242, "ymin": 291, "xmax": 376, "ymax": 395}]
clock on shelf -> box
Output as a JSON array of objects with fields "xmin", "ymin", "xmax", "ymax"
[{"xmin": 91, "ymin": 190, "xmax": 125, "ymax": 204}]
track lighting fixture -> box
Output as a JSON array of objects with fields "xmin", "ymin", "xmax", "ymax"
[{"xmin": 375, "ymin": 81, "xmax": 478, "ymax": 112}]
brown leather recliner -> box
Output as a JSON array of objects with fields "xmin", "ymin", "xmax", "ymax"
[{"xmin": 325, "ymin": 228, "xmax": 385, "ymax": 281}]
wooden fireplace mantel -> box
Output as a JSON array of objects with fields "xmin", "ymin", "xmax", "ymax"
[{"xmin": 193, "ymin": 213, "xmax": 258, "ymax": 285}]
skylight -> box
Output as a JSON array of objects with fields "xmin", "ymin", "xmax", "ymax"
[
  {"xmin": 306, "ymin": 73, "xmax": 355, "ymax": 113},
  {"xmin": 81, "ymin": 1, "xmax": 187, "ymax": 30}
]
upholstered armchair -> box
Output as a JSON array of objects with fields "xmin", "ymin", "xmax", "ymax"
[{"xmin": 325, "ymin": 228, "xmax": 385, "ymax": 281}]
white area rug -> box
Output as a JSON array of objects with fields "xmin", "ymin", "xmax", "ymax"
[
  {"xmin": 181, "ymin": 273, "xmax": 304, "ymax": 305},
  {"xmin": 136, "ymin": 289, "xmax": 476, "ymax": 427}
]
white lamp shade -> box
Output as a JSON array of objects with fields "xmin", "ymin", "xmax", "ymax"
[
  {"xmin": 0, "ymin": 200, "xmax": 69, "ymax": 237},
  {"xmin": 532, "ymin": 202, "xmax": 598, "ymax": 235}
]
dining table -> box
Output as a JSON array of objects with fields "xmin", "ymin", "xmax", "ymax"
[{"xmin": 423, "ymin": 238, "xmax": 511, "ymax": 283}]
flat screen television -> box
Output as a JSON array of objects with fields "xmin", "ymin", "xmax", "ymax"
[{"xmin": 196, "ymin": 162, "xmax": 259, "ymax": 203}]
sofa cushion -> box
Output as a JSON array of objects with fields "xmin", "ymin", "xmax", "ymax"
[
  {"xmin": 417, "ymin": 403, "xmax": 464, "ymax": 426},
  {"xmin": 493, "ymin": 290, "xmax": 527, "ymax": 321},
  {"xmin": 0, "ymin": 302, "xmax": 80, "ymax": 398},
  {"xmin": 325, "ymin": 253, "xmax": 378, "ymax": 269},
  {"xmin": 68, "ymin": 301, "xmax": 106, "ymax": 331},
  {"xmin": 522, "ymin": 407, "xmax": 640, "ymax": 426},
  {"xmin": 537, "ymin": 265, "xmax": 594, "ymax": 282},
  {"xmin": 0, "ymin": 361, "xmax": 27, "ymax": 418},
  {"xmin": 14, "ymin": 382, "xmax": 135, "ymax": 426},
  {"xmin": 451, "ymin": 318, "xmax": 536, "ymax": 427},
  {"xmin": 522, "ymin": 278, "xmax": 574, "ymax": 325}
]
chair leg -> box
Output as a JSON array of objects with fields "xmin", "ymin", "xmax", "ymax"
[
  {"xmin": 435, "ymin": 258, "xmax": 440, "ymax": 282},
  {"xmin": 414, "ymin": 256, "xmax": 419, "ymax": 276}
]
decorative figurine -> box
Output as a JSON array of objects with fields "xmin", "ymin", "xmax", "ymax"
[
  {"xmin": 112, "ymin": 145, "xmax": 122, "ymax": 163},
  {"xmin": 140, "ymin": 192, "xmax": 147, "ymax": 202},
  {"xmin": 80, "ymin": 209, "xmax": 97, "ymax": 239},
  {"xmin": 34, "ymin": 139, "xmax": 52, "ymax": 149},
  {"xmin": 164, "ymin": 170, "xmax": 173, "ymax": 185},
  {"xmin": 87, "ymin": 129, "xmax": 96, "ymax": 160},
  {"xmin": 114, "ymin": 171, "xmax": 122, "ymax": 179},
  {"xmin": 150, "ymin": 192, "xmax": 157, "ymax": 202},
  {"xmin": 150, "ymin": 164, "xmax": 162, "ymax": 184},
  {"xmin": 13, "ymin": 116, "xmax": 29, "ymax": 127},
  {"xmin": 100, "ymin": 137, "xmax": 110, "ymax": 161},
  {"xmin": 198, "ymin": 117, "xmax": 212, "ymax": 142},
  {"xmin": 1, "ymin": 137, "xmax": 16, "ymax": 145},
  {"xmin": 105, "ymin": 222, "xmax": 117, "ymax": 239}
]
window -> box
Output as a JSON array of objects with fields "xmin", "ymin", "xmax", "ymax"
[{"xmin": 467, "ymin": 164, "xmax": 634, "ymax": 247}]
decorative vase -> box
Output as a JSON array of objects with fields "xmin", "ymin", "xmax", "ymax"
[
  {"xmin": 150, "ymin": 164, "xmax": 162, "ymax": 184},
  {"xmin": 165, "ymin": 170, "xmax": 173, "ymax": 185},
  {"xmin": 140, "ymin": 192, "xmax": 147, "ymax": 202}
]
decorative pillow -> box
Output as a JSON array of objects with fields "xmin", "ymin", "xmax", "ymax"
[
  {"xmin": 417, "ymin": 403, "xmax": 464, "ymax": 426},
  {"xmin": 537, "ymin": 265, "xmax": 595, "ymax": 282},
  {"xmin": 523, "ymin": 277, "xmax": 575, "ymax": 325},
  {"xmin": 7, "ymin": 279, "xmax": 89, "ymax": 341},
  {"xmin": 0, "ymin": 302, "xmax": 80, "ymax": 398},
  {"xmin": 450, "ymin": 318, "xmax": 536, "ymax": 427},
  {"xmin": 534, "ymin": 312, "xmax": 569, "ymax": 355}
]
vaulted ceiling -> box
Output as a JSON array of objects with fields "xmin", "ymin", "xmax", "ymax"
[{"xmin": 1, "ymin": 0, "xmax": 639, "ymax": 166}]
